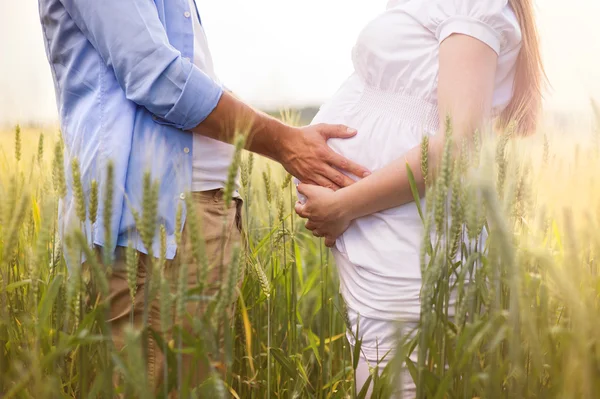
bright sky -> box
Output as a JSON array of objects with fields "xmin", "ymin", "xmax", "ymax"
[{"xmin": 1, "ymin": 0, "xmax": 599, "ymax": 125}]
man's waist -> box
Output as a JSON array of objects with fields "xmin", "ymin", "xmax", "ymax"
[{"xmin": 191, "ymin": 175, "xmax": 240, "ymax": 194}]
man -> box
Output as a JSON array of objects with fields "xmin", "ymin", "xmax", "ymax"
[{"xmin": 38, "ymin": 0, "xmax": 368, "ymax": 394}]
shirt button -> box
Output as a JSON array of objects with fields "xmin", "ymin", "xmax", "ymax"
[
  {"xmin": 184, "ymin": 57, "xmax": 191, "ymax": 62},
  {"xmin": 183, "ymin": 147, "xmax": 190, "ymax": 154},
  {"xmin": 184, "ymin": 11, "xmax": 191, "ymax": 18},
  {"xmin": 179, "ymin": 193, "xmax": 186, "ymax": 200}
]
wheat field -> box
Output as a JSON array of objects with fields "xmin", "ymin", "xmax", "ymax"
[{"xmin": 0, "ymin": 111, "xmax": 600, "ymax": 398}]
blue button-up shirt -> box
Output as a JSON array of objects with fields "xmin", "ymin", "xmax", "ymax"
[{"xmin": 38, "ymin": 0, "xmax": 223, "ymax": 262}]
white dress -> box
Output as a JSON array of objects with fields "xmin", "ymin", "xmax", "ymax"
[{"xmin": 307, "ymin": 0, "xmax": 522, "ymax": 392}]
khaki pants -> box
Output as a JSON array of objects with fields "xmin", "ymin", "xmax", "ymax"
[{"xmin": 106, "ymin": 189, "xmax": 243, "ymax": 396}]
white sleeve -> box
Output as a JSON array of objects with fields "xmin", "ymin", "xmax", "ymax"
[{"xmin": 424, "ymin": 0, "xmax": 522, "ymax": 55}]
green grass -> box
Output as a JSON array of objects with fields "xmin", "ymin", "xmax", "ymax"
[{"xmin": 1, "ymin": 112, "xmax": 600, "ymax": 398}]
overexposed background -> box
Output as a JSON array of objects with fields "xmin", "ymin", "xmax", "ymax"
[{"xmin": 1, "ymin": 0, "xmax": 599, "ymax": 126}]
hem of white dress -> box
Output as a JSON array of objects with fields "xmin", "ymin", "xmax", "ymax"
[{"xmin": 332, "ymin": 248, "xmax": 423, "ymax": 322}]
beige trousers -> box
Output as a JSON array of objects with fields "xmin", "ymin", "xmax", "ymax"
[{"xmin": 105, "ymin": 189, "xmax": 243, "ymax": 397}]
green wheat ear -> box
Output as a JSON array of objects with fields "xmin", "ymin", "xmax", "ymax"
[
  {"xmin": 496, "ymin": 132, "xmax": 511, "ymax": 199},
  {"xmin": 441, "ymin": 116, "xmax": 453, "ymax": 187},
  {"xmin": 420, "ymin": 135, "xmax": 429, "ymax": 188},
  {"xmin": 71, "ymin": 158, "xmax": 87, "ymax": 223},
  {"xmin": 158, "ymin": 224, "xmax": 167, "ymax": 271},
  {"xmin": 140, "ymin": 171, "xmax": 159, "ymax": 257},
  {"xmin": 448, "ymin": 159, "xmax": 463, "ymax": 260},
  {"xmin": 126, "ymin": 243, "xmax": 138, "ymax": 302},
  {"xmin": 252, "ymin": 258, "xmax": 271, "ymax": 298},
  {"xmin": 277, "ymin": 192, "xmax": 284, "ymax": 223},
  {"xmin": 103, "ymin": 161, "xmax": 114, "ymax": 266},
  {"xmin": 37, "ymin": 133, "xmax": 44, "ymax": 165},
  {"xmin": 14, "ymin": 124, "xmax": 21, "ymax": 163},
  {"xmin": 241, "ymin": 158, "xmax": 249, "ymax": 190},
  {"xmin": 472, "ymin": 129, "xmax": 482, "ymax": 168},
  {"xmin": 459, "ymin": 136, "xmax": 469, "ymax": 173},
  {"xmin": 4, "ymin": 189, "xmax": 30, "ymax": 261},
  {"xmin": 32, "ymin": 200, "xmax": 54, "ymax": 302},
  {"xmin": 281, "ymin": 173, "xmax": 292, "ymax": 190},
  {"xmin": 89, "ymin": 180, "xmax": 99, "ymax": 226},
  {"xmin": 263, "ymin": 164, "xmax": 272, "ymax": 204},
  {"xmin": 248, "ymin": 152, "xmax": 254, "ymax": 178},
  {"xmin": 434, "ymin": 120, "xmax": 453, "ymax": 234},
  {"xmin": 224, "ymin": 134, "xmax": 246, "ymax": 206},
  {"xmin": 53, "ymin": 140, "xmax": 67, "ymax": 199}
]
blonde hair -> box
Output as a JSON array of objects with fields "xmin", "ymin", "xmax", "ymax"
[{"xmin": 499, "ymin": 0, "xmax": 547, "ymax": 134}]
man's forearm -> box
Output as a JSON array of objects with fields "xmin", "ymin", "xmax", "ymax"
[
  {"xmin": 191, "ymin": 91, "xmax": 291, "ymax": 162},
  {"xmin": 193, "ymin": 90, "xmax": 371, "ymax": 190}
]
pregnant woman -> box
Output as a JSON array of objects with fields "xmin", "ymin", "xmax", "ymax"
[{"xmin": 294, "ymin": 0, "xmax": 544, "ymax": 396}]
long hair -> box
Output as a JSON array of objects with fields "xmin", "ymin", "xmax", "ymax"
[{"xmin": 499, "ymin": 0, "xmax": 547, "ymax": 133}]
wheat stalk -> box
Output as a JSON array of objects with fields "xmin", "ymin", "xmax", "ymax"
[{"xmin": 14, "ymin": 125, "xmax": 21, "ymax": 163}]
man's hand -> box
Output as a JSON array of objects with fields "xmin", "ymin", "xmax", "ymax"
[{"xmin": 279, "ymin": 124, "xmax": 370, "ymax": 190}]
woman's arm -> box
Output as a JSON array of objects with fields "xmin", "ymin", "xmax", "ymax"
[{"xmin": 296, "ymin": 34, "xmax": 499, "ymax": 244}]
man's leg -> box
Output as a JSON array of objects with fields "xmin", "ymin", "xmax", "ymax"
[{"xmin": 153, "ymin": 189, "xmax": 243, "ymax": 394}]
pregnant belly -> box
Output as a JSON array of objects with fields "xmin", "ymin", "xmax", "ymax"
[
  {"xmin": 313, "ymin": 82, "xmax": 438, "ymax": 176},
  {"xmin": 310, "ymin": 79, "xmax": 437, "ymax": 279}
]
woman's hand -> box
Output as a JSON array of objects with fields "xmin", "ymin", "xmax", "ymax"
[{"xmin": 294, "ymin": 183, "xmax": 352, "ymax": 247}]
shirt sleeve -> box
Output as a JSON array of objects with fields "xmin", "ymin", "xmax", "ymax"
[
  {"xmin": 425, "ymin": 0, "xmax": 522, "ymax": 55},
  {"xmin": 59, "ymin": 0, "xmax": 222, "ymax": 131}
]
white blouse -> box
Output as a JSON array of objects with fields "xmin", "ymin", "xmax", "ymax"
[{"xmin": 308, "ymin": 0, "xmax": 522, "ymax": 320}]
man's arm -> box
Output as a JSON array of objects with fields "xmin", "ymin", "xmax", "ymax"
[
  {"xmin": 58, "ymin": 0, "xmax": 369, "ymax": 188},
  {"xmin": 59, "ymin": 0, "xmax": 221, "ymax": 131},
  {"xmin": 194, "ymin": 91, "xmax": 370, "ymax": 188}
]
